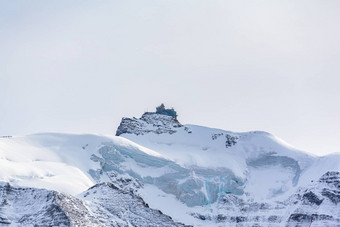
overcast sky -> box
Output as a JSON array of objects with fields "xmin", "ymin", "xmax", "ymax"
[{"xmin": 1, "ymin": 0, "xmax": 339, "ymax": 156}]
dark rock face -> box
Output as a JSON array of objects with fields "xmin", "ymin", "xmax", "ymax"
[
  {"xmin": 116, "ymin": 112, "xmax": 183, "ymax": 136},
  {"xmin": 319, "ymin": 171, "xmax": 340, "ymax": 188},
  {"xmin": 322, "ymin": 188, "xmax": 340, "ymax": 204},
  {"xmin": 116, "ymin": 117, "xmax": 146, "ymax": 136},
  {"xmin": 302, "ymin": 191, "xmax": 323, "ymax": 205},
  {"xmin": 225, "ymin": 134, "xmax": 238, "ymax": 148},
  {"xmin": 288, "ymin": 213, "xmax": 312, "ymax": 223},
  {"xmin": 287, "ymin": 213, "xmax": 334, "ymax": 226},
  {"xmin": 319, "ymin": 171, "xmax": 340, "ymax": 204},
  {"xmin": 211, "ymin": 133, "xmax": 239, "ymax": 148},
  {"xmin": 116, "ymin": 104, "xmax": 183, "ymax": 136}
]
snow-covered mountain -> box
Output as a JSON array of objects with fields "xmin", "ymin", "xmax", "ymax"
[
  {"xmin": 0, "ymin": 182, "xmax": 185, "ymax": 226},
  {"xmin": 114, "ymin": 105, "xmax": 340, "ymax": 226},
  {"xmin": 1, "ymin": 104, "xmax": 340, "ymax": 226}
]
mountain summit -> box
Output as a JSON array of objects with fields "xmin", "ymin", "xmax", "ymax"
[
  {"xmin": 116, "ymin": 104, "xmax": 182, "ymax": 136},
  {"xmin": 1, "ymin": 106, "xmax": 340, "ymax": 226},
  {"xmin": 115, "ymin": 105, "xmax": 340, "ymax": 226}
]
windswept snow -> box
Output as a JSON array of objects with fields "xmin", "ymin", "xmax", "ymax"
[{"xmin": 0, "ymin": 133, "xmax": 165, "ymax": 195}]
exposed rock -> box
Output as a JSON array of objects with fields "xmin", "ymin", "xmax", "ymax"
[
  {"xmin": 319, "ymin": 171, "xmax": 340, "ymax": 204},
  {"xmin": 211, "ymin": 133, "xmax": 239, "ymax": 148},
  {"xmin": 321, "ymin": 188, "xmax": 340, "ymax": 204},
  {"xmin": 302, "ymin": 191, "xmax": 323, "ymax": 205},
  {"xmin": 116, "ymin": 104, "xmax": 182, "ymax": 136},
  {"xmin": 225, "ymin": 134, "xmax": 238, "ymax": 148},
  {"xmin": 319, "ymin": 171, "xmax": 340, "ymax": 188}
]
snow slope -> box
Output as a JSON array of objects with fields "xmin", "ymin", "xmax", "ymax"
[
  {"xmin": 0, "ymin": 133, "xmax": 165, "ymax": 195},
  {"xmin": 115, "ymin": 108, "xmax": 340, "ymax": 225},
  {"xmin": 117, "ymin": 112, "xmax": 328, "ymax": 201}
]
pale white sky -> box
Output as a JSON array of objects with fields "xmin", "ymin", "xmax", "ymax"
[{"xmin": 1, "ymin": 0, "xmax": 339, "ymax": 156}]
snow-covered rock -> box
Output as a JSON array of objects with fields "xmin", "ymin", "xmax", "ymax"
[
  {"xmin": 80, "ymin": 182, "xmax": 186, "ymax": 226},
  {"xmin": 116, "ymin": 104, "xmax": 182, "ymax": 137},
  {"xmin": 0, "ymin": 105, "xmax": 339, "ymax": 226},
  {"xmin": 0, "ymin": 182, "xmax": 100, "ymax": 226},
  {"xmin": 116, "ymin": 112, "xmax": 183, "ymax": 136},
  {"xmin": 190, "ymin": 171, "xmax": 340, "ymax": 226},
  {"xmin": 285, "ymin": 171, "xmax": 340, "ymax": 226},
  {"xmin": 117, "ymin": 106, "xmax": 317, "ymax": 200},
  {"xmin": 115, "ymin": 105, "xmax": 340, "ymax": 225},
  {"xmin": 0, "ymin": 182, "xmax": 186, "ymax": 227}
]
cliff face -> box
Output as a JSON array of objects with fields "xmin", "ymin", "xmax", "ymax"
[
  {"xmin": 116, "ymin": 104, "xmax": 183, "ymax": 136},
  {"xmin": 116, "ymin": 112, "xmax": 183, "ymax": 136}
]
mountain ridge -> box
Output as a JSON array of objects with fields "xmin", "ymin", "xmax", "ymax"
[{"xmin": 0, "ymin": 105, "xmax": 339, "ymax": 226}]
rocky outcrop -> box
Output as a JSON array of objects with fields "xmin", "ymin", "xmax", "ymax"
[
  {"xmin": 282, "ymin": 172, "xmax": 340, "ymax": 226},
  {"xmin": 116, "ymin": 105, "xmax": 183, "ymax": 136},
  {"xmin": 116, "ymin": 113, "xmax": 182, "ymax": 136},
  {"xmin": 319, "ymin": 171, "xmax": 340, "ymax": 205}
]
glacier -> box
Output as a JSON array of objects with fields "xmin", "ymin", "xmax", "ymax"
[{"xmin": 0, "ymin": 105, "xmax": 340, "ymax": 226}]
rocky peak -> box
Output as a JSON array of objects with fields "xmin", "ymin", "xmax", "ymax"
[{"xmin": 116, "ymin": 104, "xmax": 183, "ymax": 136}]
